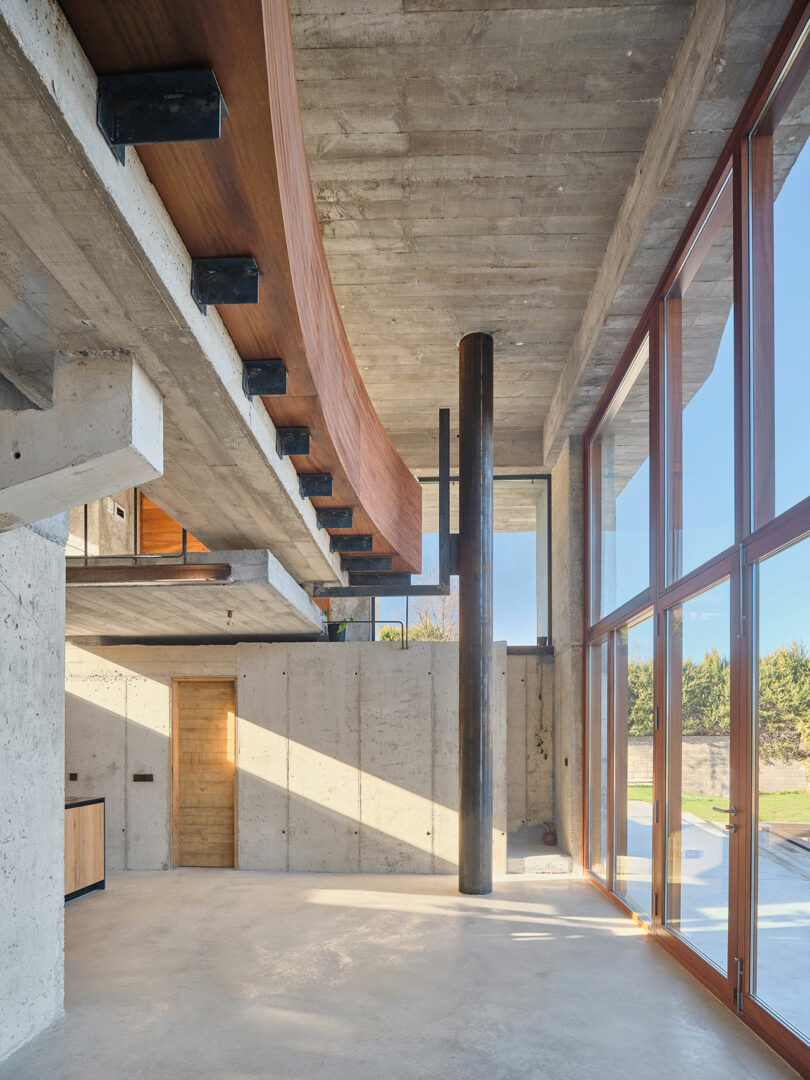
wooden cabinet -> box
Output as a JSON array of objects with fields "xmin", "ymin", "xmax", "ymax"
[{"xmin": 65, "ymin": 797, "xmax": 105, "ymax": 902}]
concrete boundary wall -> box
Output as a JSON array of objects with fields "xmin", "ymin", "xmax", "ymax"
[
  {"xmin": 65, "ymin": 642, "xmax": 507, "ymax": 875},
  {"xmin": 627, "ymin": 736, "xmax": 808, "ymax": 797},
  {"xmin": 0, "ymin": 518, "xmax": 67, "ymax": 1061}
]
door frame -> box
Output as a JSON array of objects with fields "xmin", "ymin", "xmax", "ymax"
[{"xmin": 171, "ymin": 677, "xmax": 238, "ymax": 870}]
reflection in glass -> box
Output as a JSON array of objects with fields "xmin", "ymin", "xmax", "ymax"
[
  {"xmin": 614, "ymin": 616, "xmax": 654, "ymax": 917},
  {"xmin": 752, "ymin": 64, "xmax": 810, "ymax": 525},
  {"xmin": 588, "ymin": 639, "xmax": 609, "ymax": 881},
  {"xmin": 590, "ymin": 339, "xmax": 650, "ymax": 620},
  {"xmin": 665, "ymin": 580, "xmax": 731, "ymax": 972},
  {"xmin": 665, "ymin": 180, "xmax": 735, "ymax": 581},
  {"xmin": 753, "ymin": 537, "xmax": 810, "ymax": 1042}
]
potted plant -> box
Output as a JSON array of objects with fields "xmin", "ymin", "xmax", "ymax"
[{"xmin": 326, "ymin": 616, "xmax": 353, "ymax": 642}]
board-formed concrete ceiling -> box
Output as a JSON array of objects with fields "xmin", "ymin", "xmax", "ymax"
[
  {"xmin": 290, "ymin": 0, "xmax": 696, "ymax": 470},
  {"xmin": 291, "ymin": 0, "xmax": 795, "ymax": 475}
]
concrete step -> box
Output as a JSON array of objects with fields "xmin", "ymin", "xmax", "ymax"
[{"xmin": 507, "ymin": 844, "xmax": 573, "ymax": 875}]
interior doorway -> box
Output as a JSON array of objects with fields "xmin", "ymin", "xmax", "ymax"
[{"xmin": 172, "ymin": 680, "xmax": 236, "ymax": 868}]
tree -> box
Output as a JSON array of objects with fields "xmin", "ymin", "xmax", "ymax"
[
  {"xmin": 377, "ymin": 554, "xmax": 459, "ymax": 643},
  {"xmin": 379, "ymin": 618, "xmax": 449, "ymax": 642},
  {"xmin": 627, "ymin": 656, "xmax": 654, "ymax": 736},
  {"xmin": 625, "ymin": 637, "xmax": 810, "ymax": 792},
  {"xmin": 758, "ymin": 639, "xmax": 810, "ymax": 763}
]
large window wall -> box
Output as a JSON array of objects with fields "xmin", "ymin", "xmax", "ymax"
[{"xmin": 584, "ymin": 9, "xmax": 810, "ymax": 1074}]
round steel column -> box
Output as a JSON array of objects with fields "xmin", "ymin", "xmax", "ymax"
[{"xmin": 458, "ymin": 332, "xmax": 494, "ymax": 895}]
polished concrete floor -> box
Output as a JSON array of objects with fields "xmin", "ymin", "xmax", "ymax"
[{"xmin": 0, "ymin": 871, "xmax": 798, "ymax": 1079}]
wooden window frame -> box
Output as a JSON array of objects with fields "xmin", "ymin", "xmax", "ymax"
[{"xmin": 582, "ymin": 4, "xmax": 810, "ymax": 1074}]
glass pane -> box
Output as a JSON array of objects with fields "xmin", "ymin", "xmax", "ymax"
[
  {"xmin": 752, "ymin": 63, "xmax": 810, "ymax": 525},
  {"xmin": 753, "ymin": 536, "xmax": 810, "ymax": 1042},
  {"xmin": 588, "ymin": 638, "xmax": 609, "ymax": 881},
  {"xmin": 614, "ymin": 616, "xmax": 654, "ymax": 917},
  {"xmin": 665, "ymin": 580, "xmax": 731, "ymax": 972},
  {"xmin": 665, "ymin": 181, "xmax": 735, "ymax": 581},
  {"xmin": 590, "ymin": 339, "xmax": 650, "ymax": 620}
]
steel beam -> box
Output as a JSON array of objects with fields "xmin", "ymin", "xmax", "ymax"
[
  {"xmin": 312, "ymin": 582, "xmax": 444, "ymax": 599},
  {"xmin": 458, "ymin": 331, "xmax": 494, "ymax": 896}
]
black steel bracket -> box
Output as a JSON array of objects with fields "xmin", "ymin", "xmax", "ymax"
[
  {"xmin": 348, "ymin": 571, "xmax": 411, "ymax": 588},
  {"xmin": 316, "ymin": 507, "xmax": 353, "ymax": 530},
  {"xmin": 299, "ymin": 473, "xmax": 333, "ymax": 498},
  {"xmin": 276, "ymin": 427, "xmax": 310, "ymax": 457},
  {"xmin": 191, "ymin": 257, "xmax": 261, "ymax": 315},
  {"xmin": 97, "ymin": 68, "xmax": 227, "ymax": 165},
  {"xmin": 243, "ymin": 359, "xmax": 286, "ymax": 398},
  {"xmin": 330, "ymin": 534, "xmax": 372, "ymax": 554},
  {"xmin": 340, "ymin": 555, "xmax": 393, "ymax": 573},
  {"xmin": 314, "ymin": 408, "xmax": 452, "ymax": 599}
]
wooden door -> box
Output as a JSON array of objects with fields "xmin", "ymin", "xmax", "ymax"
[{"xmin": 173, "ymin": 680, "xmax": 236, "ymax": 868}]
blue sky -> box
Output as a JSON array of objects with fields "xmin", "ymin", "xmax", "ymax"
[
  {"xmin": 611, "ymin": 136, "xmax": 809, "ymax": 662},
  {"xmin": 378, "ymin": 531, "xmax": 537, "ymax": 645}
]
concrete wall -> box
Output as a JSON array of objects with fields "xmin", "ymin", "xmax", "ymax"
[
  {"xmin": 65, "ymin": 641, "xmax": 507, "ymax": 875},
  {"xmin": 627, "ymin": 736, "xmax": 808, "ymax": 797},
  {"xmin": 550, "ymin": 438, "xmax": 584, "ymax": 865},
  {"xmin": 0, "ymin": 517, "xmax": 67, "ymax": 1061},
  {"xmin": 326, "ymin": 596, "xmax": 373, "ymax": 642},
  {"xmin": 506, "ymin": 651, "xmax": 554, "ymax": 833},
  {"xmin": 66, "ymin": 489, "xmax": 136, "ymax": 558}
]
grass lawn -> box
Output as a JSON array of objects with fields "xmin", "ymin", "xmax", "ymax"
[{"xmin": 628, "ymin": 785, "xmax": 810, "ymax": 824}]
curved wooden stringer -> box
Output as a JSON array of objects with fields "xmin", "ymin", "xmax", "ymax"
[{"xmin": 59, "ymin": 0, "xmax": 422, "ymax": 574}]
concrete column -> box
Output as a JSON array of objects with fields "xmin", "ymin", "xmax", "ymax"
[
  {"xmin": 551, "ymin": 437, "xmax": 584, "ymax": 865},
  {"xmin": 0, "ymin": 355, "xmax": 162, "ymax": 532},
  {"xmin": 458, "ymin": 332, "xmax": 494, "ymax": 895},
  {"xmin": 0, "ymin": 516, "xmax": 67, "ymax": 1058}
]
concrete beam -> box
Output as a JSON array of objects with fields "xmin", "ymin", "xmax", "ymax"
[
  {"xmin": 542, "ymin": 0, "xmax": 733, "ymax": 464},
  {"xmin": 0, "ymin": 355, "xmax": 162, "ymax": 532},
  {"xmin": 0, "ymin": 0, "xmax": 344, "ymax": 585}
]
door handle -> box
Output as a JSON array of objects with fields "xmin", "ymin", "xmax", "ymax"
[{"xmin": 712, "ymin": 806, "xmax": 737, "ymax": 815}]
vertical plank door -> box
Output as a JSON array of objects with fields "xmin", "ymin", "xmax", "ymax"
[{"xmin": 174, "ymin": 680, "xmax": 235, "ymax": 867}]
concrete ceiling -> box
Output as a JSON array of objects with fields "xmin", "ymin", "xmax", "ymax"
[
  {"xmin": 290, "ymin": 0, "xmax": 696, "ymax": 469},
  {"xmin": 290, "ymin": 0, "xmax": 794, "ymax": 472}
]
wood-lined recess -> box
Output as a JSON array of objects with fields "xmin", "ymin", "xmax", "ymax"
[
  {"xmin": 59, "ymin": 0, "xmax": 422, "ymax": 573},
  {"xmin": 139, "ymin": 495, "xmax": 208, "ymax": 555},
  {"xmin": 173, "ymin": 680, "xmax": 236, "ymax": 868}
]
